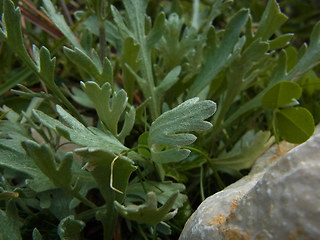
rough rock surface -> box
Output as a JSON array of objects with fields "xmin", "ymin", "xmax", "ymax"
[{"xmin": 179, "ymin": 128, "xmax": 320, "ymax": 240}]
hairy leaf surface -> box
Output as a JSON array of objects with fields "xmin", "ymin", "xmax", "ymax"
[
  {"xmin": 114, "ymin": 191, "xmax": 178, "ymax": 225},
  {"xmin": 148, "ymin": 98, "xmax": 216, "ymax": 163}
]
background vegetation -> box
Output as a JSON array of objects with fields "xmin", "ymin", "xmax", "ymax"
[{"xmin": 1, "ymin": 0, "xmax": 320, "ymax": 239}]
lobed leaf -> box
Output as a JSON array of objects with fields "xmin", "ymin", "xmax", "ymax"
[
  {"xmin": 188, "ymin": 9, "xmax": 249, "ymax": 98},
  {"xmin": 110, "ymin": 5, "xmax": 132, "ymax": 39},
  {"xmin": 114, "ymin": 191, "xmax": 178, "ymax": 225},
  {"xmin": 146, "ymin": 12, "xmax": 165, "ymax": 48},
  {"xmin": 148, "ymin": 98, "xmax": 216, "ymax": 163},
  {"xmin": 81, "ymin": 81, "xmax": 136, "ymax": 142},
  {"xmin": 21, "ymin": 141, "xmax": 73, "ymax": 189},
  {"xmin": 254, "ymin": 0, "xmax": 288, "ymax": 41},
  {"xmin": 64, "ymin": 47, "xmax": 113, "ymax": 86},
  {"xmin": 32, "ymin": 228, "xmax": 42, "ymax": 240},
  {"xmin": 268, "ymin": 33, "xmax": 294, "ymax": 50},
  {"xmin": 57, "ymin": 216, "xmax": 85, "ymax": 240},
  {"xmin": 0, "ymin": 0, "xmax": 33, "ymax": 67},
  {"xmin": 126, "ymin": 181, "xmax": 187, "ymax": 209},
  {"xmin": 75, "ymin": 148, "xmax": 136, "ymax": 204},
  {"xmin": 0, "ymin": 125, "xmax": 53, "ymax": 192},
  {"xmin": 299, "ymin": 70, "xmax": 320, "ymax": 95},
  {"xmin": 0, "ymin": 209, "xmax": 22, "ymax": 240},
  {"xmin": 121, "ymin": 37, "xmax": 140, "ymax": 103},
  {"xmin": 214, "ymin": 131, "xmax": 275, "ymax": 176},
  {"xmin": 156, "ymin": 66, "xmax": 181, "ymax": 95},
  {"xmin": 35, "ymin": 46, "xmax": 56, "ymax": 87},
  {"xmin": 223, "ymin": 21, "xmax": 320, "ymax": 131},
  {"xmin": 32, "ymin": 105, "xmax": 127, "ymax": 154},
  {"xmin": 0, "ymin": 0, "xmax": 86, "ymax": 125},
  {"xmin": 41, "ymin": 0, "xmax": 82, "ymax": 49}
]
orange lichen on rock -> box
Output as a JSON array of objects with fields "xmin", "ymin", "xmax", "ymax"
[
  {"xmin": 207, "ymin": 213, "xmax": 226, "ymax": 226},
  {"xmin": 268, "ymin": 141, "xmax": 297, "ymax": 163},
  {"xmin": 222, "ymin": 228, "xmax": 249, "ymax": 240}
]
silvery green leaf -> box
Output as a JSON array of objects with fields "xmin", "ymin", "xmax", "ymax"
[
  {"xmin": 146, "ymin": 12, "xmax": 165, "ymax": 48},
  {"xmin": 0, "ymin": 209, "xmax": 22, "ymax": 240},
  {"xmin": 70, "ymin": 88, "xmax": 94, "ymax": 108},
  {"xmin": 64, "ymin": 47, "xmax": 113, "ymax": 86},
  {"xmin": 188, "ymin": 9, "xmax": 249, "ymax": 98},
  {"xmin": 0, "ymin": 0, "xmax": 85, "ymax": 124},
  {"xmin": 0, "ymin": 135, "xmax": 53, "ymax": 192},
  {"xmin": 32, "ymin": 105, "xmax": 127, "ymax": 154},
  {"xmin": 156, "ymin": 66, "xmax": 181, "ymax": 95},
  {"xmin": 32, "ymin": 228, "xmax": 42, "ymax": 240},
  {"xmin": 81, "ymin": 81, "xmax": 135, "ymax": 142},
  {"xmin": 215, "ymin": 131, "xmax": 274, "ymax": 176},
  {"xmin": 0, "ymin": 0, "xmax": 33, "ymax": 67},
  {"xmin": 121, "ymin": 37, "xmax": 140, "ymax": 103},
  {"xmin": 126, "ymin": 181, "xmax": 187, "ymax": 209},
  {"xmin": 58, "ymin": 216, "xmax": 85, "ymax": 240},
  {"xmin": 22, "ymin": 141, "xmax": 73, "ymax": 189},
  {"xmin": 76, "ymin": 148, "xmax": 136, "ymax": 203},
  {"xmin": 42, "ymin": 0, "xmax": 82, "ymax": 49},
  {"xmin": 148, "ymin": 98, "xmax": 216, "ymax": 163},
  {"xmin": 254, "ymin": 0, "xmax": 288, "ymax": 41},
  {"xmin": 114, "ymin": 191, "xmax": 178, "ymax": 225}
]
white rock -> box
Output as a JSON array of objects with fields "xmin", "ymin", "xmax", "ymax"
[{"xmin": 179, "ymin": 128, "xmax": 320, "ymax": 240}]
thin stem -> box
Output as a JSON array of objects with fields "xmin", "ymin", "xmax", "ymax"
[
  {"xmin": 49, "ymin": 83, "xmax": 87, "ymax": 126},
  {"xmin": 140, "ymin": 47, "xmax": 160, "ymax": 120},
  {"xmin": 71, "ymin": 190, "xmax": 97, "ymax": 209},
  {"xmin": 137, "ymin": 224, "xmax": 149, "ymax": 240},
  {"xmin": 152, "ymin": 225, "xmax": 157, "ymax": 240},
  {"xmin": 137, "ymin": 167, "xmax": 148, "ymax": 194},
  {"xmin": 77, "ymin": 206, "xmax": 107, "ymax": 221},
  {"xmin": 207, "ymin": 158, "xmax": 225, "ymax": 190},
  {"xmin": 51, "ymin": 11, "xmax": 92, "ymax": 55},
  {"xmin": 200, "ymin": 166, "xmax": 205, "ymax": 201},
  {"xmin": 59, "ymin": 0, "xmax": 73, "ymax": 26},
  {"xmin": 183, "ymin": 146, "xmax": 225, "ymax": 190}
]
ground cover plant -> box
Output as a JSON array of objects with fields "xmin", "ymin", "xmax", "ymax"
[{"xmin": 1, "ymin": 0, "xmax": 320, "ymax": 239}]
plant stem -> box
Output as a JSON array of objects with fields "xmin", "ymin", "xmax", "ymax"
[
  {"xmin": 183, "ymin": 146, "xmax": 225, "ymax": 189},
  {"xmin": 200, "ymin": 166, "xmax": 205, "ymax": 201},
  {"xmin": 140, "ymin": 46, "xmax": 160, "ymax": 120},
  {"xmin": 71, "ymin": 190, "xmax": 97, "ymax": 209}
]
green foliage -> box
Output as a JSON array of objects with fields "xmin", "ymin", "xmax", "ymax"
[
  {"xmin": 0, "ymin": 209, "xmax": 22, "ymax": 240},
  {"xmin": 274, "ymin": 107, "xmax": 315, "ymax": 143},
  {"xmin": 214, "ymin": 131, "xmax": 274, "ymax": 176},
  {"xmin": 57, "ymin": 216, "xmax": 85, "ymax": 240},
  {"xmin": 262, "ymin": 81, "xmax": 302, "ymax": 109},
  {"xmin": 81, "ymin": 81, "xmax": 135, "ymax": 142},
  {"xmin": 148, "ymin": 97, "xmax": 216, "ymax": 163},
  {"xmin": 1, "ymin": 0, "xmax": 320, "ymax": 239},
  {"xmin": 114, "ymin": 191, "xmax": 178, "ymax": 225}
]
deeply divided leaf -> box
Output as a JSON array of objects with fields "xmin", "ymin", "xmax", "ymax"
[
  {"xmin": 32, "ymin": 105, "xmax": 127, "ymax": 154},
  {"xmin": 188, "ymin": 9, "xmax": 249, "ymax": 98},
  {"xmin": 81, "ymin": 81, "xmax": 135, "ymax": 142},
  {"xmin": 148, "ymin": 98, "xmax": 216, "ymax": 163},
  {"xmin": 114, "ymin": 191, "xmax": 178, "ymax": 225}
]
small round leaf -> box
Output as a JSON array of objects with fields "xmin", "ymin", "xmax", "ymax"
[
  {"xmin": 275, "ymin": 107, "xmax": 315, "ymax": 143},
  {"xmin": 262, "ymin": 81, "xmax": 302, "ymax": 109}
]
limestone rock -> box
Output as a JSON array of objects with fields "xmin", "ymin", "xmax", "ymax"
[{"xmin": 179, "ymin": 128, "xmax": 320, "ymax": 240}]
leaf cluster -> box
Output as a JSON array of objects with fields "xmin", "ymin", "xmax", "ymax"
[{"xmin": 1, "ymin": 0, "xmax": 320, "ymax": 239}]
